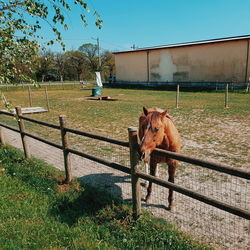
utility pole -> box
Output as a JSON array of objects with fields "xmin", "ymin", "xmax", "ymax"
[
  {"xmin": 131, "ymin": 44, "xmax": 137, "ymax": 50},
  {"xmin": 92, "ymin": 37, "xmax": 101, "ymax": 70}
]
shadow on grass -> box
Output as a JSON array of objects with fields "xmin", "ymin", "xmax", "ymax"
[
  {"xmin": 78, "ymin": 173, "xmax": 130, "ymax": 201},
  {"xmin": 50, "ymin": 173, "xmax": 131, "ymax": 226}
]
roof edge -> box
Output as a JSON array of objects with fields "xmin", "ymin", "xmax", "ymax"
[{"xmin": 113, "ymin": 35, "xmax": 250, "ymax": 54}]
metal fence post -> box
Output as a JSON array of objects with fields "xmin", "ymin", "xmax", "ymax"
[
  {"xmin": 59, "ymin": 115, "xmax": 72, "ymax": 183},
  {"xmin": 128, "ymin": 126, "xmax": 141, "ymax": 219},
  {"xmin": 15, "ymin": 106, "xmax": 31, "ymax": 159}
]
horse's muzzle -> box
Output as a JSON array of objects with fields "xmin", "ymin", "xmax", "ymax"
[{"xmin": 138, "ymin": 149, "xmax": 150, "ymax": 162}]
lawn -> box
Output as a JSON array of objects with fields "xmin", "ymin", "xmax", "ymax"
[
  {"xmin": 1, "ymin": 85, "xmax": 249, "ymax": 168},
  {"xmin": 0, "ymin": 85, "xmax": 249, "ymax": 249},
  {"xmin": 0, "ymin": 145, "xmax": 212, "ymax": 249}
]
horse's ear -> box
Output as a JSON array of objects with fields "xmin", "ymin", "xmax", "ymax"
[
  {"xmin": 143, "ymin": 107, "xmax": 149, "ymax": 116},
  {"xmin": 161, "ymin": 110, "xmax": 168, "ymax": 119}
]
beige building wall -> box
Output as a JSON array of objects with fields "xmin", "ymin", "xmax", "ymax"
[
  {"xmin": 115, "ymin": 51, "xmax": 148, "ymax": 82},
  {"xmin": 115, "ymin": 39, "xmax": 250, "ymax": 83}
]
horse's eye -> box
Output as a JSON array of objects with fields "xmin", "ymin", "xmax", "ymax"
[{"xmin": 154, "ymin": 127, "xmax": 159, "ymax": 133}]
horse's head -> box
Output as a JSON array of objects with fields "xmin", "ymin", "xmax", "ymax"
[{"xmin": 139, "ymin": 107, "xmax": 168, "ymax": 162}]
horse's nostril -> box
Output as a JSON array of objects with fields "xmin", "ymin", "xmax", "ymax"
[{"xmin": 141, "ymin": 152, "xmax": 145, "ymax": 159}]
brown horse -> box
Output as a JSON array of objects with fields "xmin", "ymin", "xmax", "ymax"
[{"xmin": 138, "ymin": 107, "xmax": 181, "ymax": 210}]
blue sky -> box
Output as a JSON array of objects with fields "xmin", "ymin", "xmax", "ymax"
[{"xmin": 44, "ymin": 0, "xmax": 250, "ymax": 52}]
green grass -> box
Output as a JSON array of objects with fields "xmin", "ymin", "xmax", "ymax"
[
  {"xmin": 0, "ymin": 86, "xmax": 249, "ymax": 167},
  {"xmin": 0, "ymin": 145, "xmax": 212, "ymax": 249}
]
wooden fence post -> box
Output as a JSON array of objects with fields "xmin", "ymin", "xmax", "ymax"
[
  {"xmin": 28, "ymin": 86, "xmax": 32, "ymax": 107},
  {"xmin": 246, "ymin": 83, "xmax": 250, "ymax": 93},
  {"xmin": 15, "ymin": 106, "xmax": 31, "ymax": 159},
  {"xmin": 176, "ymin": 84, "xmax": 180, "ymax": 109},
  {"xmin": 45, "ymin": 87, "xmax": 50, "ymax": 112},
  {"xmin": 225, "ymin": 83, "xmax": 229, "ymax": 108},
  {"xmin": 59, "ymin": 115, "xmax": 72, "ymax": 183},
  {"xmin": 0, "ymin": 126, "xmax": 5, "ymax": 145},
  {"xmin": 128, "ymin": 126, "xmax": 141, "ymax": 219}
]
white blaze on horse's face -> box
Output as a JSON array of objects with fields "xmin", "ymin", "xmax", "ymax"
[{"xmin": 139, "ymin": 109, "xmax": 166, "ymax": 162}]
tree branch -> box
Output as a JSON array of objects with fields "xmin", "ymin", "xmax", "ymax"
[{"xmin": 0, "ymin": 1, "xmax": 25, "ymax": 11}]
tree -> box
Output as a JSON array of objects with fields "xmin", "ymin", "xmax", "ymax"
[
  {"xmin": 0, "ymin": 0, "xmax": 102, "ymax": 84},
  {"xmin": 0, "ymin": 37, "xmax": 39, "ymax": 84},
  {"xmin": 78, "ymin": 43, "xmax": 115, "ymax": 81},
  {"xmin": 54, "ymin": 53, "xmax": 66, "ymax": 82},
  {"xmin": 35, "ymin": 51, "xmax": 55, "ymax": 82},
  {"xmin": 78, "ymin": 43, "xmax": 100, "ymax": 73},
  {"xmin": 64, "ymin": 51, "xmax": 88, "ymax": 81},
  {"xmin": 101, "ymin": 50, "xmax": 115, "ymax": 81}
]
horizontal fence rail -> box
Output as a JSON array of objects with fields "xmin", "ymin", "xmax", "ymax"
[
  {"xmin": 66, "ymin": 127, "xmax": 129, "ymax": 147},
  {"xmin": 23, "ymin": 131, "xmax": 63, "ymax": 150},
  {"xmin": 136, "ymin": 171, "xmax": 250, "ymax": 220},
  {"xmin": 0, "ymin": 110, "xmax": 15, "ymax": 117},
  {"xmin": 0, "ymin": 122, "xmax": 20, "ymax": 133},
  {"xmin": 67, "ymin": 147, "xmax": 131, "ymax": 174},
  {"xmin": 153, "ymin": 148, "xmax": 250, "ymax": 180},
  {"xmin": 0, "ymin": 108, "xmax": 249, "ymax": 223},
  {"xmin": 20, "ymin": 115, "xmax": 61, "ymax": 130}
]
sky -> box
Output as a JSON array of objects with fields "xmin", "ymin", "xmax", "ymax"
[{"xmin": 43, "ymin": 0, "xmax": 250, "ymax": 53}]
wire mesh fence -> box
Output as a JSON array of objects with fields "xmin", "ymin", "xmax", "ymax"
[
  {"xmin": 0, "ymin": 116, "xmax": 249, "ymax": 249},
  {"xmin": 138, "ymin": 160, "xmax": 250, "ymax": 249}
]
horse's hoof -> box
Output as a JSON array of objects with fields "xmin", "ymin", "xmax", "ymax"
[
  {"xmin": 167, "ymin": 203, "xmax": 175, "ymax": 211},
  {"xmin": 145, "ymin": 196, "xmax": 151, "ymax": 203}
]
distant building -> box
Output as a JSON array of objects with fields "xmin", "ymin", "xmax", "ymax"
[{"xmin": 113, "ymin": 35, "xmax": 250, "ymax": 87}]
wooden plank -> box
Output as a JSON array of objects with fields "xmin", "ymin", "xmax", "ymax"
[{"xmin": 1, "ymin": 107, "xmax": 48, "ymax": 114}]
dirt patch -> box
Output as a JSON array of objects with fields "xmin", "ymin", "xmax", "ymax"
[
  {"xmin": 57, "ymin": 184, "xmax": 71, "ymax": 192},
  {"xmin": 77, "ymin": 96, "xmax": 118, "ymax": 101}
]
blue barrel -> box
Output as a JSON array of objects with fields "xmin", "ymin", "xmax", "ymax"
[{"xmin": 92, "ymin": 88, "xmax": 101, "ymax": 97}]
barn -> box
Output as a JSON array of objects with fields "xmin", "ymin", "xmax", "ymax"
[{"xmin": 113, "ymin": 35, "xmax": 250, "ymax": 88}]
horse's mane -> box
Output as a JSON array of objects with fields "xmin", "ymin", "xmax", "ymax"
[{"xmin": 143, "ymin": 107, "xmax": 172, "ymax": 121}]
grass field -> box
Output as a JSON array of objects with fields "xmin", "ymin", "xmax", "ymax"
[
  {"xmin": 0, "ymin": 145, "xmax": 211, "ymax": 249},
  {"xmin": 1, "ymin": 85, "xmax": 249, "ymax": 168},
  {"xmin": 0, "ymin": 85, "xmax": 249, "ymax": 248}
]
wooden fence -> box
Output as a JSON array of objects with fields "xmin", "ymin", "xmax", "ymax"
[
  {"xmin": 0, "ymin": 82, "xmax": 244, "ymax": 110},
  {"xmin": 0, "ymin": 107, "xmax": 249, "ymax": 223}
]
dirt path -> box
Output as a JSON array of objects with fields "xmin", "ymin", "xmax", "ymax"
[{"xmin": 1, "ymin": 127, "xmax": 249, "ymax": 250}]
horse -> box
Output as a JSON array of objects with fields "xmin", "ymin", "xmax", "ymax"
[{"xmin": 138, "ymin": 107, "xmax": 181, "ymax": 210}]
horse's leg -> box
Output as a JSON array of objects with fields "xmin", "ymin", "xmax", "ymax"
[
  {"xmin": 145, "ymin": 159, "xmax": 157, "ymax": 203},
  {"xmin": 167, "ymin": 159, "xmax": 178, "ymax": 210},
  {"xmin": 155, "ymin": 164, "xmax": 159, "ymax": 177},
  {"xmin": 145, "ymin": 162, "xmax": 149, "ymax": 187}
]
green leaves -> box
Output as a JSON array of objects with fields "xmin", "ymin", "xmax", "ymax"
[{"xmin": 0, "ymin": 0, "xmax": 103, "ymax": 84}]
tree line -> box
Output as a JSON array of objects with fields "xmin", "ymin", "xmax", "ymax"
[{"xmin": 35, "ymin": 44, "xmax": 115, "ymax": 83}]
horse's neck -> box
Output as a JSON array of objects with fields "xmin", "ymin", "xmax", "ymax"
[{"xmin": 163, "ymin": 118, "xmax": 181, "ymax": 152}]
